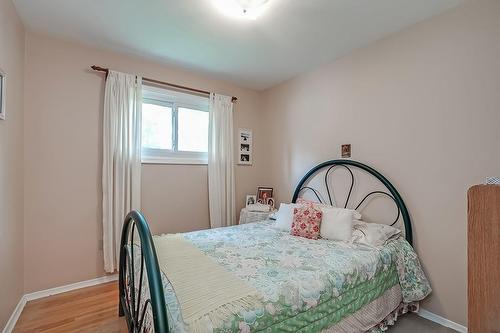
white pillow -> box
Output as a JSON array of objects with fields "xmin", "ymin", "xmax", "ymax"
[
  {"xmin": 320, "ymin": 207, "xmax": 354, "ymax": 241},
  {"xmin": 273, "ymin": 203, "xmax": 296, "ymax": 231},
  {"xmin": 297, "ymin": 199, "xmax": 362, "ymax": 220},
  {"xmin": 319, "ymin": 203, "xmax": 362, "ymax": 220},
  {"xmin": 351, "ymin": 210, "xmax": 362, "ymax": 221},
  {"xmin": 352, "ymin": 221, "xmax": 401, "ymax": 246}
]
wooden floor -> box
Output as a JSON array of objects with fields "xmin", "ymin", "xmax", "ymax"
[
  {"xmin": 14, "ymin": 282, "xmax": 127, "ymax": 333},
  {"xmin": 14, "ymin": 282, "xmax": 455, "ymax": 333}
]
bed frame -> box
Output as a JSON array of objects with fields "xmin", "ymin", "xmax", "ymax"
[
  {"xmin": 291, "ymin": 159, "xmax": 412, "ymax": 245},
  {"xmin": 118, "ymin": 211, "xmax": 169, "ymax": 332},
  {"xmin": 118, "ymin": 159, "xmax": 413, "ymax": 332}
]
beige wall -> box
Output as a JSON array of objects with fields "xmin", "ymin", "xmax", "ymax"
[
  {"xmin": 141, "ymin": 164, "xmax": 210, "ymax": 234},
  {"xmin": 0, "ymin": 0, "xmax": 25, "ymax": 328},
  {"xmin": 12, "ymin": 0, "xmax": 500, "ymax": 327},
  {"xmin": 262, "ymin": 0, "xmax": 500, "ymax": 326},
  {"xmin": 23, "ymin": 32, "xmax": 268, "ymax": 293}
]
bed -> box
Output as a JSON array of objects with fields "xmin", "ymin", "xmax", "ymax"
[{"xmin": 118, "ymin": 160, "xmax": 431, "ymax": 333}]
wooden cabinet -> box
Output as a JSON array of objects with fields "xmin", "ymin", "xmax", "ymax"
[{"xmin": 468, "ymin": 185, "xmax": 500, "ymax": 333}]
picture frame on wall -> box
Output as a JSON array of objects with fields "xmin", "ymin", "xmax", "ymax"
[
  {"xmin": 0, "ymin": 68, "xmax": 6, "ymax": 120},
  {"xmin": 341, "ymin": 144, "xmax": 351, "ymax": 158},
  {"xmin": 238, "ymin": 129, "xmax": 253, "ymax": 165}
]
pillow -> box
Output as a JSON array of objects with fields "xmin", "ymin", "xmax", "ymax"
[
  {"xmin": 273, "ymin": 203, "xmax": 296, "ymax": 231},
  {"xmin": 296, "ymin": 198, "xmax": 362, "ymax": 220},
  {"xmin": 290, "ymin": 204, "xmax": 322, "ymax": 240},
  {"xmin": 319, "ymin": 207, "xmax": 354, "ymax": 241},
  {"xmin": 352, "ymin": 221, "xmax": 401, "ymax": 246}
]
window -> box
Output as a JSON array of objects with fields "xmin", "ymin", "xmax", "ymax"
[{"xmin": 141, "ymin": 86, "xmax": 209, "ymax": 164}]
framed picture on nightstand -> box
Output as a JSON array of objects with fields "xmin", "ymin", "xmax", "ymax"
[
  {"xmin": 266, "ymin": 197, "xmax": 275, "ymax": 209},
  {"xmin": 257, "ymin": 187, "xmax": 273, "ymax": 202},
  {"xmin": 246, "ymin": 195, "xmax": 257, "ymax": 207}
]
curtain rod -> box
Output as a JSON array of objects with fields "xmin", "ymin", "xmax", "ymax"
[{"xmin": 90, "ymin": 65, "xmax": 237, "ymax": 103}]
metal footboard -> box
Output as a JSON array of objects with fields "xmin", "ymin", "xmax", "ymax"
[{"xmin": 119, "ymin": 210, "xmax": 169, "ymax": 332}]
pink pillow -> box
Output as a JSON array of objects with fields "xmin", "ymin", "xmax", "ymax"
[{"xmin": 290, "ymin": 203, "xmax": 322, "ymax": 240}]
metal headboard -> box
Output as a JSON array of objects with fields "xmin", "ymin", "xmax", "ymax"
[{"xmin": 291, "ymin": 159, "xmax": 413, "ymax": 246}]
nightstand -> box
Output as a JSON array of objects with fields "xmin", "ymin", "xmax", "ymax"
[{"xmin": 239, "ymin": 207, "xmax": 274, "ymax": 224}]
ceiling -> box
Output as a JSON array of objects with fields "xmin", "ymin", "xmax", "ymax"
[{"xmin": 13, "ymin": 0, "xmax": 464, "ymax": 90}]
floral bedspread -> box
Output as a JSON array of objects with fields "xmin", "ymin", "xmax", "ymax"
[{"xmin": 153, "ymin": 221, "xmax": 431, "ymax": 333}]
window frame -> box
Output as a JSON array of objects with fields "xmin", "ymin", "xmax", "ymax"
[{"xmin": 141, "ymin": 86, "xmax": 209, "ymax": 165}]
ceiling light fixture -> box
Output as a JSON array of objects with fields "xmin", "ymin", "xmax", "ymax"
[{"xmin": 212, "ymin": 0, "xmax": 270, "ymax": 20}]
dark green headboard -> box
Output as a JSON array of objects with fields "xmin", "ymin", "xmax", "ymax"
[{"xmin": 291, "ymin": 159, "xmax": 413, "ymax": 246}]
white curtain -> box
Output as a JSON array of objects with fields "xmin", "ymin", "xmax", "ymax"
[
  {"xmin": 102, "ymin": 70, "xmax": 142, "ymax": 273},
  {"xmin": 208, "ymin": 93, "xmax": 236, "ymax": 228}
]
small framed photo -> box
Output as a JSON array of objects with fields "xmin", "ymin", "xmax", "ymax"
[
  {"xmin": 240, "ymin": 143, "xmax": 250, "ymax": 152},
  {"xmin": 257, "ymin": 187, "xmax": 273, "ymax": 202},
  {"xmin": 0, "ymin": 68, "xmax": 6, "ymax": 120},
  {"xmin": 246, "ymin": 195, "xmax": 257, "ymax": 207},
  {"xmin": 341, "ymin": 144, "xmax": 351, "ymax": 158},
  {"xmin": 240, "ymin": 154, "xmax": 251, "ymax": 163},
  {"xmin": 266, "ymin": 197, "xmax": 275, "ymax": 209},
  {"xmin": 239, "ymin": 129, "xmax": 252, "ymax": 144}
]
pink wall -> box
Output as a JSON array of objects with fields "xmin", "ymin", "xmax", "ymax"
[
  {"xmin": 262, "ymin": 0, "xmax": 500, "ymax": 325},
  {"xmin": 23, "ymin": 32, "xmax": 269, "ymax": 293},
  {"xmin": 8, "ymin": 0, "xmax": 500, "ymax": 328},
  {"xmin": 0, "ymin": 0, "xmax": 25, "ymax": 327}
]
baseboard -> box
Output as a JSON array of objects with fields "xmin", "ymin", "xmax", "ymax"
[
  {"xmin": 418, "ymin": 308, "xmax": 468, "ymax": 333},
  {"xmin": 2, "ymin": 296, "xmax": 27, "ymax": 333},
  {"xmin": 2, "ymin": 274, "xmax": 118, "ymax": 333},
  {"xmin": 24, "ymin": 274, "xmax": 118, "ymax": 301}
]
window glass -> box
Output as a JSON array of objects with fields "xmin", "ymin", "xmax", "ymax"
[
  {"xmin": 141, "ymin": 102, "xmax": 172, "ymax": 150},
  {"xmin": 178, "ymin": 107, "xmax": 209, "ymax": 152},
  {"xmin": 141, "ymin": 85, "xmax": 209, "ymax": 164}
]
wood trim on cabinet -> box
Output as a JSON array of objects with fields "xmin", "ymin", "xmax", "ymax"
[{"xmin": 467, "ymin": 185, "xmax": 500, "ymax": 333}]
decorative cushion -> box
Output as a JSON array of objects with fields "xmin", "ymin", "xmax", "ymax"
[
  {"xmin": 320, "ymin": 207, "xmax": 354, "ymax": 241},
  {"xmin": 296, "ymin": 198, "xmax": 362, "ymax": 220},
  {"xmin": 290, "ymin": 203, "xmax": 322, "ymax": 240}
]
